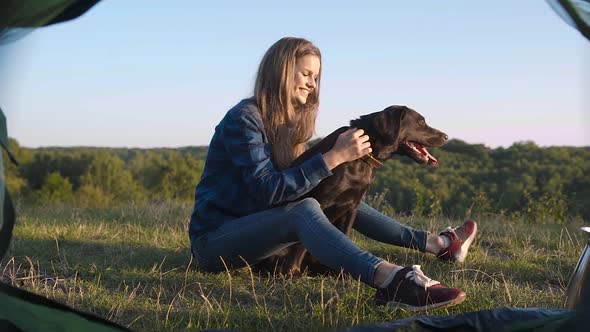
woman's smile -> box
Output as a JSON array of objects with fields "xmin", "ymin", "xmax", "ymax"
[{"xmin": 293, "ymin": 54, "xmax": 320, "ymax": 105}]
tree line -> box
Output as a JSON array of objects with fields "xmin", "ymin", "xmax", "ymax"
[
  {"xmin": 3, "ymin": 139, "xmax": 206, "ymax": 207},
  {"xmin": 3, "ymin": 138, "xmax": 589, "ymax": 222}
]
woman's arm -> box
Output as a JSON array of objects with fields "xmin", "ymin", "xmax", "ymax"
[{"xmin": 221, "ymin": 110, "xmax": 333, "ymax": 206}]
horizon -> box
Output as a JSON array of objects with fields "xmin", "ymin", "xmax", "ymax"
[
  {"xmin": 9, "ymin": 137, "xmax": 589, "ymax": 150},
  {"xmin": 1, "ymin": 1, "xmax": 589, "ymax": 149}
]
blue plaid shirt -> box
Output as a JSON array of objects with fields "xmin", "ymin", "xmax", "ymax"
[{"xmin": 189, "ymin": 98, "xmax": 333, "ymax": 238}]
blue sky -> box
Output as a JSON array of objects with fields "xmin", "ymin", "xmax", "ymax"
[{"xmin": 0, "ymin": 0, "xmax": 588, "ymax": 148}]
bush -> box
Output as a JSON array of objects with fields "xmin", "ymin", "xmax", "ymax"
[{"xmin": 38, "ymin": 172, "xmax": 73, "ymax": 203}]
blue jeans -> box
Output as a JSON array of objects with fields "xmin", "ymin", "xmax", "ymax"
[
  {"xmin": 353, "ymin": 202, "xmax": 427, "ymax": 252},
  {"xmin": 190, "ymin": 199, "xmax": 428, "ymax": 285}
]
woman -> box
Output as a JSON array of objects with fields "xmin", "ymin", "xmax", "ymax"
[{"xmin": 189, "ymin": 37, "xmax": 477, "ymax": 311}]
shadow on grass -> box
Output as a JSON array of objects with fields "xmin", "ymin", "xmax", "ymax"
[{"xmin": 4, "ymin": 237, "xmax": 193, "ymax": 283}]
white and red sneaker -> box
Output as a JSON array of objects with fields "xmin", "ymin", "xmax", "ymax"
[
  {"xmin": 375, "ymin": 265, "xmax": 466, "ymax": 311},
  {"xmin": 437, "ymin": 220, "xmax": 478, "ymax": 263}
]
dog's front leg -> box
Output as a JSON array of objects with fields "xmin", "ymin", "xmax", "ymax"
[{"xmin": 281, "ymin": 243, "xmax": 307, "ymax": 276}]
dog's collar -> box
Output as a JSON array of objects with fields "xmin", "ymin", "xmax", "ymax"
[{"xmin": 361, "ymin": 153, "xmax": 383, "ymax": 168}]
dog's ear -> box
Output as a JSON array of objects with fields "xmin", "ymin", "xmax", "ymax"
[{"xmin": 373, "ymin": 106, "xmax": 406, "ymax": 147}]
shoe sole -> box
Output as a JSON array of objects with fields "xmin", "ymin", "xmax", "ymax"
[
  {"xmin": 384, "ymin": 292, "xmax": 467, "ymax": 312},
  {"xmin": 455, "ymin": 221, "xmax": 478, "ymax": 263}
]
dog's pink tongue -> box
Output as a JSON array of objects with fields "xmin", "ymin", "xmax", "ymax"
[
  {"xmin": 416, "ymin": 143, "xmax": 439, "ymax": 167},
  {"xmin": 427, "ymin": 157, "xmax": 439, "ymax": 167}
]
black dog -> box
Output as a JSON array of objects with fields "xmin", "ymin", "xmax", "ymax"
[{"xmin": 259, "ymin": 105, "xmax": 448, "ymax": 275}]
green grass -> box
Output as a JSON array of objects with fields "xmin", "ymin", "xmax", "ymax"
[{"xmin": 1, "ymin": 203, "xmax": 585, "ymax": 331}]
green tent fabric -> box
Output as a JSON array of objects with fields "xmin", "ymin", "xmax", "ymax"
[
  {"xmin": 0, "ymin": 112, "xmax": 17, "ymax": 166},
  {"xmin": 0, "ymin": 1, "xmax": 130, "ymax": 331},
  {"xmin": 340, "ymin": 308, "xmax": 578, "ymax": 332},
  {"xmin": 546, "ymin": 0, "xmax": 590, "ymax": 41},
  {"xmin": 0, "ymin": 0, "xmax": 101, "ymax": 44},
  {"xmin": 0, "ymin": 0, "xmax": 100, "ymax": 28}
]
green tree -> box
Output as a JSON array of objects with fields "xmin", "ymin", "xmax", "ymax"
[
  {"xmin": 129, "ymin": 151, "xmax": 203, "ymax": 201},
  {"xmin": 39, "ymin": 172, "xmax": 73, "ymax": 203},
  {"xmin": 80, "ymin": 151, "xmax": 144, "ymax": 203}
]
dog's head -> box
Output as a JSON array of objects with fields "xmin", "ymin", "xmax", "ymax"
[{"xmin": 350, "ymin": 105, "xmax": 448, "ymax": 166}]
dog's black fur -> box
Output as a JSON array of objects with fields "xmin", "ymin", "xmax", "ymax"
[{"xmin": 258, "ymin": 105, "xmax": 448, "ymax": 275}]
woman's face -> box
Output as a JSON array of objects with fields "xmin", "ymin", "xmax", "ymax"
[{"xmin": 292, "ymin": 54, "xmax": 320, "ymax": 106}]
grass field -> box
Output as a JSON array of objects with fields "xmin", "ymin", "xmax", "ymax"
[{"xmin": 1, "ymin": 202, "xmax": 585, "ymax": 331}]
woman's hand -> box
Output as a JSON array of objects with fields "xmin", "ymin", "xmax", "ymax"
[{"xmin": 322, "ymin": 128, "xmax": 371, "ymax": 170}]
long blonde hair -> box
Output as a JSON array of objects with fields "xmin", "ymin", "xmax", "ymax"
[{"xmin": 254, "ymin": 37, "xmax": 322, "ymax": 169}]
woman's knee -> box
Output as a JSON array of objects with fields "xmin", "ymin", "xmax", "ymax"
[
  {"xmin": 288, "ymin": 197, "xmax": 322, "ymax": 214},
  {"xmin": 285, "ymin": 197, "xmax": 329, "ymax": 229}
]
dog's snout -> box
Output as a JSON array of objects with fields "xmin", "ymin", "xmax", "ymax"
[{"xmin": 443, "ymin": 134, "xmax": 448, "ymax": 140}]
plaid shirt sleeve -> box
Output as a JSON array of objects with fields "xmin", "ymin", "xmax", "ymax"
[{"xmin": 221, "ymin": 109, "xmax": 333, "ymax": 207}]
